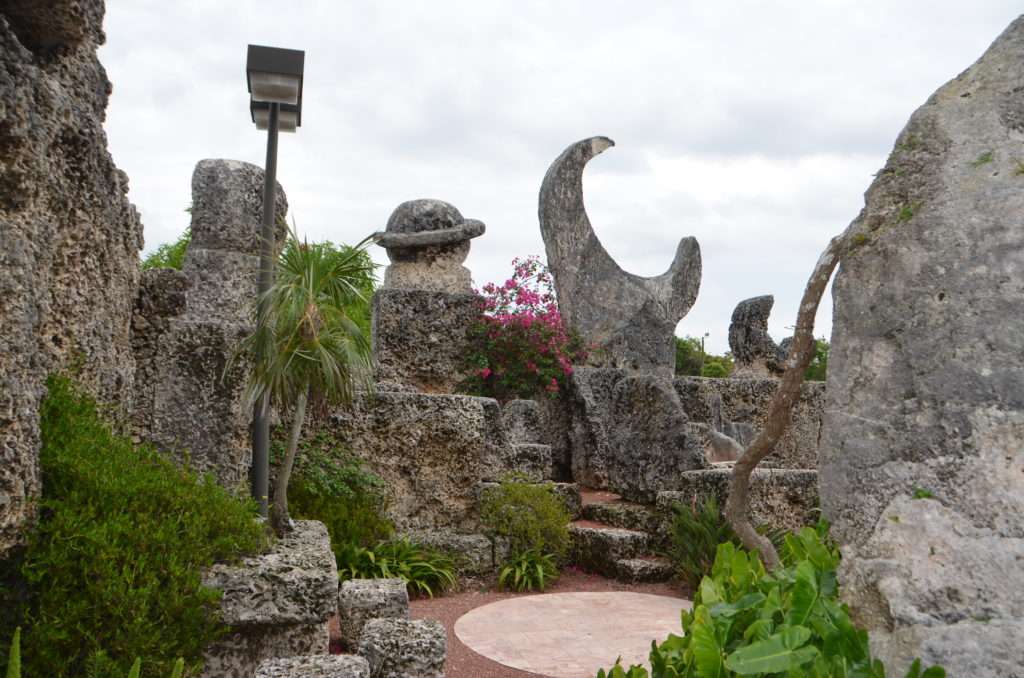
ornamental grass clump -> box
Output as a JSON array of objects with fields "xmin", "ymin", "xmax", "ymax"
[
  {"xmin": 462, "ymin": 256, "xmax": 586, "ymax": 401},
  {"xmin": 0, "ymin": 376, "xmax": 267, "ymax": 677}
]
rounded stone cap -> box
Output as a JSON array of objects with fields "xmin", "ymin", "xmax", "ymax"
[{"xmin": 376, "ymin": 199, "xmax": 485, "ymax": 249}]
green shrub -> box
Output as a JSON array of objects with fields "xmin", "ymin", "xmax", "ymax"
[
  {"xmin": 141, "ymin": 228, "xmax": 191, "ymax": 270},
  {"xmin": 337, "ymin": 538, "xmax": 457, "ymax": 598},
  {"xmin": 5, "ymin": 628, "xmax": 19, "ymax": 678},
  {"xmin": 498, "ymin": 549, "xmax": 558, "ymax": 592},
  {"xmin": 599, "ymin": 525, "xmax": 944, "ymax": 678},
  {"xmin": 480, "ymin": 477, "xmax": 571, "ymax": 560},
  {"xmin": 0, "ymin": 376, "xmax": 267, "ymax": 677},
  {"xmin": 667, "ymin": 497, "xmax": 787, "ymax": 589},
  {"xmin": 276, "ymin": 433, "xmax": 393, "ymax": 556}
]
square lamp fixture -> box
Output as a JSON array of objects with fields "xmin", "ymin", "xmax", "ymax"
[{"xmin": 247, "ymin": 44, "xmax": 304, "ymax": 129}]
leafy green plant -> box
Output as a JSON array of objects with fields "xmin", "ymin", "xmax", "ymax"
[
  {"xmin": 598, "ymin": 525, "xmax": 945, "ymax": 678},
  {"xmin": 675, "ymin": 336, "xmax": 734, "ymax": 378},
  {"xmin": 5, "ymin": 628, "xmax": 19, "ymax": 678},
  {"xmin": 804, "ymin": 338, "xmax": 829, "ymax": 382},
  {"xmin": 274, "ymin": 433, "xmax": 393, "ymax": 557},
  {"xmin": 337, "ymin": 539, "xmax": 457, "ymax": 598},
  {"xmin": 480, "ymin": 476, "xmax": 572, "ymax": 560},
  {"xmin": 234, "ymin": 228, "xmax": 376, "ymax": 533},
  {"xmin": 667, "ymin": 497, "xmax": 786, "ymax": 589},
  {"xmin": 141, "ymin": 227, "xmax": 191, "ymax": 270},
  {"xmin": 498, "ymin": 549, "xmax": 558, "ymax": 592},
  {"xmin": 0, "ymin": 376, "xmax": 268, "ymax": 677},
  {"xmin": 911, "ymin": 487, "xmax": 935, "ymax": 500}
]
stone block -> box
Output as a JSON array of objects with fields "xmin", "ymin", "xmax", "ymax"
[
  {"xmin": 403, "ymin": 529, "xmax": 507, "ymax": 576},
  {"xmin": 487, "ymin": 443, "xmax": 552, "ymax": 483},
  {"xmin": 656, "ymin": 468, "xmax": 819, "ymax": 534},
  {"xmin": 203, "ymin": 521, "xmax": 338, "ymax": 626},
  {"xmin": 320, "ymin": 391, "xmax": 503, "ymax": 531},
  {"xmin": 568, "ymin": 368, "xmax": 706, "ymax": 502},
  {"xmin": 551, "ymin": 482, "xmax": 582, "ymax": 519},
  {"xmin": 202, "ymin": 622, "xmax": 328, "ymax": 678},
  {"xmin": 357, "ymin": 618, "xmax": 447, "ymax": 678},
  {"xmin": 371, "ymin": 289, "xmax": 479, "ymax": 393},
  {"xmin": 148, "ymin": 318, "xmax": 252, "ymax": 490},
  {"xmin": 256, "ymin": 655, "xmax": 370, "ymax": 678},
  {"xmin": 501, "ymin": 399, "xmax": 544, "ymax": 444},
  {"xmin": 674, "ymin": 376, "xmax": 823, "ymax": 469},
  {"xmin": 181, "ymin": 248, "xmax": 259, "ymax": 324},
  {"xmin": 338, "ymin": 579, "xmax": 410, "ymax": 651}
]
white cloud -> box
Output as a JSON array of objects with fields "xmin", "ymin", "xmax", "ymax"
[{"xmin": 99, "ymin": 1, "xmax": 1021, "ymax": 352}]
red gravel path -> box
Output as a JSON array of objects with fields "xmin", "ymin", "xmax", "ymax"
[{"xmin": 409, "ymin": 568, "xmax": 690, "ymax": 678}]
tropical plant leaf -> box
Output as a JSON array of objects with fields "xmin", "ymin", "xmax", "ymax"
[{"xmin": 724, "ymin": 626, "xmax": 817, "ymax": 675}]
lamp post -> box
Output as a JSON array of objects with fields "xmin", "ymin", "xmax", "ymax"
[{"xmin": 246, "ymin": 44, "xmax": 304, "ymax": 517}]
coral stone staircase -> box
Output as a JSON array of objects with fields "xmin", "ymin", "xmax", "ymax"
[{"xmin": 569, "ymin": 489, "xmax": 674, "ymax": 583}]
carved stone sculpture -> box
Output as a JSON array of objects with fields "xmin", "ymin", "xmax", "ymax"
[
  {"xmin": 728, "ymin": 295, "xmax": 783, "ymax": 378},
  {"xmin": 538, "ymin": 136, "xmax": 701, "ymax": 376},
  {"xmin": 375, "ymin": 199, "xmax": 485, "ymax": 294}
]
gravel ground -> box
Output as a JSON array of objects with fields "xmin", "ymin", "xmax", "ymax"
[{"xmin": 409, "ymin": 568, "xmax": 690, "ymax": 678}]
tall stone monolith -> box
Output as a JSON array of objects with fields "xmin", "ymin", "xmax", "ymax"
[{"xmin": 819, "ymin": 16, "xmax": 1024, "ymax": 677}]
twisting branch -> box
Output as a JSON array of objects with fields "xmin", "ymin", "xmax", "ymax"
[{"xmin": 725, "ymin": 232, "xmax": 848, "ymax": 570}]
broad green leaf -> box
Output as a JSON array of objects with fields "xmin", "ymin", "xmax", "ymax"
[
  {"xmin": 787, "ymin": 561, "xmax": 821, "ymax": 627},
  {"xmin": 691, "ymin": 606, "xmax": 725, "ymax": 678},
  {"xmin": 724, "ymin": 626, "xmax": 817, "ymax": 675},
  {"xmin": 920, "ymin": 668, "xmax": 945, "ymax": 678},
  {"xmin": 710, "ymin": 592, "xmax": 766, "ymax": 619},
  {"xmin": 127, "ymin": 658, "xmax": 142, "ymax": 678}
]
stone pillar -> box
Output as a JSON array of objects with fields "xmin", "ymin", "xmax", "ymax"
[
  {"xmin": 371, "ymin": 199, "xmax": 484, "ymax": 393},
  {"xmin": 727, "ymin": 295, "xmax": 785, "ymax": 378},
  {"xmin": 1, "ymin": 1, "xmax": 143, "ymax": 555},
  {"xmin": 140, "ymin": 159, "xmax": 286, "ymax": 490},
  {"xmin": 819, "ymin": 17, "xmax": 1024, "ymax": 677}
]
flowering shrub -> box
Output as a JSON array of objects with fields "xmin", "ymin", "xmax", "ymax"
[{"xmin": 461, "ymin": 256, "xmax": 586, "ymax": 401}]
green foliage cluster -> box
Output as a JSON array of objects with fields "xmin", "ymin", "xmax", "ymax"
[
  {"xmin": 0, "ymin": 376, "xmax": 268, "ymax": 677},
  {"xmin": 337, "ymin": 539, "xmax": 457, "ymax": 598},
  {"xmin": 498, "ymin": 549, "xmax": 559, "ymax": 592},
  {"xmin": 4, "ymin": 628, "xmax": 185, "ymax": 678},
  {"xmin": 804, "ymin": 339, "xmax": 830, "ymax": 382},
  {"xmin": 291, "ymin": 238, "xmax": 377, "ymax": 337},
  {"xmin": 668, "ymin": 497, "xmax": 786, "ymax": 589},
  {"xmin": 275, "ymin": 433, "xmax": 393, "ymax": 553},
  {"xmin": 141, "ymin": 228, "xmax": 191, "ymax": 271},
  {"xmin": 480, "ymin": 477, "xmax": 571, "ymax": 591},
  {"xmin": 675, "ymin": 336, "xmax": 734, "ymax": 378},
  {"xmin": 599, "ymin": 526, "xmax": 944, "ymax": 678}
]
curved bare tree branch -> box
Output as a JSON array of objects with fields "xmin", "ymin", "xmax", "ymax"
[{"xmin": 725, "ymin": 232, "xmax": 848, "ymax": 570}]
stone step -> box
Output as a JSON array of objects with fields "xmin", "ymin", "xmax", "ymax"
[
  {"xmin": 614, "ymin": 556, "xmax": 675, "ymax": 584},
  {"xmin": 580, "ymin": 499, "xmax": 661, "ymax": 534},
  {"xmin": 569, "ymin": 521, "xmax": 651, "ymax": 577}
]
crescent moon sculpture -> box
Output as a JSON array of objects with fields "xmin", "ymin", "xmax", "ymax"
[{"xmin": 538, "ymin": 136, "xmax": 702, "ymax": 376}]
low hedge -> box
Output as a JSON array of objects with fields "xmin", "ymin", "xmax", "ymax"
[{"xmin": 0, "ymin": 375, "xmax": 268, "ymax": 677}]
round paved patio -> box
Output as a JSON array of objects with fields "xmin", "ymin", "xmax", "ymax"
[{"xmin": 454, "ymin": 591, "xmax": 692, "ymax": 678}]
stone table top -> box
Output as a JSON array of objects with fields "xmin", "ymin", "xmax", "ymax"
[{"xmin": 454, "ymin": 591, "xmax": 691, "ymax": 677}]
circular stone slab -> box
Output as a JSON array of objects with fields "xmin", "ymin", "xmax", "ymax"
[{"xmin": 454, "ymin": 591, "xmax": 691, "ymax": 678}]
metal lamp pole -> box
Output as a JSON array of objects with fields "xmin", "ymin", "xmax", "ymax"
[
  {"xmin": 252, "ymin": 102, "xmax": 279, "ymax": 518},
  {"xmin": 246, "ymin": 44, "xmax": 304, "ymax": 517}
]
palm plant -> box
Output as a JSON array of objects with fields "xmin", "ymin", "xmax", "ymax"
[{"xmin": 237, "ymin": 227, "xmax": 376, "ymax": 534}]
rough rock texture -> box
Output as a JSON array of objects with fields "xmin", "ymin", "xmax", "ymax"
[
  {"xmin": 338, "ymin": 579, "xmax": 409, "ymax": 651},
  {"xmin": 675, "ymin": 376, "xmax": 824, "ymax": 469},
  {"xmin": 203, "ymin": 520, "xmax": 338, "ymax": 626},
  {"xmin": 403, "ymin": 529, "xmax": 508, "ymax": 575},
  {"xmin": 501, "ymin": 399, "xmax": 544, "ymax": 444},
  {"xmin": 489, "ymin": 443, "xmax": 553, "ymax": 482},
  {"xmin": 656, "ymin": 468, "xmax": 820, "ymax": 534},
  {"xmin": 568, "ymin": 368, "xmax": 707, "ymax": 502},
  {"xmin": 819, "ymin": 17, "xmax": 1024, "ymax": 676},
  {"xmin": 357, "ymin": 618, "xmax": 447, "ymax": 678},
  {"xmin": 538, "ymin": 136, "xmax": 702, "ymax": 376},
  {"xmin": 728, "ymin": 295, "xmax": 783, "ymax": 378},
  {"xmin": 375, "ymin": 199, "xmax": 484, "ymax": 294},
  {"xmin": 256, "ymin": 655, "xmax": 370, "ymax": 678},
  {"xmin": 371, "ymin": 289, "xmax": 479, "ymax": 393},
  {"xmin": 130, "ymin": 268, "xmax": 188, "ymax": 440},
  {"xmin": 0, "ymin": 1, "xmax": 143, "ymax": 555},
  {"xmin": 202, "ymin": 521, "xmax": 336, "ymax": 677},
  {"xmin": 135, "ymin": 159, "xmax": 286, "ymax": 490},
  {"xmin": 318, "ymin": 390, "xmax": 505, "ymax": 531},
  {"xmin": 202, "ymin": 623, "xmax": 329, "ymax": 678}
]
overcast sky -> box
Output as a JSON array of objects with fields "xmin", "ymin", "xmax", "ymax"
[{"xmin": 100, "ymin": 2, "xmax": 1020, "ymax": 353}]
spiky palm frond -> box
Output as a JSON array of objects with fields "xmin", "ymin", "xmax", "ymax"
[{"xmin": 237, "ymin": 227, "xmax": 378, "ymax": 414}]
